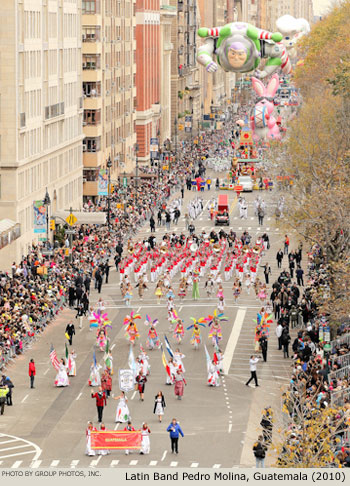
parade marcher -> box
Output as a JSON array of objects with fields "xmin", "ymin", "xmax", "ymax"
[
  {"xmin": 89, "ymin": 361, "xmax": 102, "ymax": 387},
  {"xmin": 245, "ymin": 355, "xmax": 260, "ymax": 387},
  {"xmin": 85, "ymin": 422, "xmax": 97, "ymax": 456},
  {"xmin": 113, "ymin": 391, "xmax": 130, "ymax": 423},
  {"xmin": 276, "ymin": 249, "xmax": 283, "ymax": 269},
  {"xmin": 65, "ymin": 320, "xmax": 75, "ymax": 346},
  {"xmin": 68, "ymin": 350, "xmax": 77, "ymax": 376},
  {"xmin": 208, "ymin": 359, "xmax": 221, "ymax": 387},
  {"xmin": 97, "ymin": 423, "xmax": 110, "ymax": 456},
  {"xmin": 101, "ymin": 368, "xmax": 112, "ymax": 398},
  {"xmin": 174, "ymin": 369, "xmax": 186, "ymax": 400},
  {"xmin": 91, "ymin": 386, "xmax": 107, "ymax": 423},
  {"xmin": 55, "ymin": 358, "xmax": 70, "ymax": 387},
  {"xmin": 124, "ymin": 421, "xmax": 135, "ymax": 455},
  {"xmin": 29, "ymin": 358, "xmax": 36, "ymax": 389},
  {"xmin": 135, "ymin": 370, "xmax": 147, "ymax": 401},
  {"xmin": 259, "ymin": 334, "xmax": 268, "ymax": 363},
  {"xmin": 153, "ymin": 391, "xmax": 166, "ymax": 422},
  {"xmin": 140, "ymin": 423, "xmax": 151, "ymax": 454},
  {"xmin": 167, "ymin": 418, "xmax": 184, "ymax": 454}
]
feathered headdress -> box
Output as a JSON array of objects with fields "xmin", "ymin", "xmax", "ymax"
[
  {"xmin": 124, "ymin": 310, "xmax": 141, "ymax": 326},
  {"xmin": 187, "ymin": 317, "xmax": 206, "ymax": 331},
  {"xmin": 205, "ymin": 309, "xmax": 228, "ymax": 326},
  {"xmin": 144, "ymin": 314, "xmax": 159, "ymax": 327}
]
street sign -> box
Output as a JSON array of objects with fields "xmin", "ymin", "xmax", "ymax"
[
  {"xmin": 123, "ymin": 176, "xmax": 128, "ymax": 188},
  {"xmin": 65, "ymin": 230, "xmax": 76, "ymax": 235},
  {"xmin": 119, "ymin": 369, "xmax": 135, "ymax": 392},
  {"xmin": 162, "ymin": 165, "xmax": 169, "ymax": 170},
  {"xmin": 66, "ymin": 213, "xmax": 77, "ymax": 226},
  {"xmin": 41, "ymin": 250, "xmax": 54, "ymax": 257}
]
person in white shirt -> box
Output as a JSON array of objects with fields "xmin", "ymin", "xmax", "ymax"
[
  {"xmin": 276, "ymin": 323, "xmax": 283, "ymax": 350},
  {"xmin": 245, "ymin": 355, "xmax": 260, "ymax": 387}
]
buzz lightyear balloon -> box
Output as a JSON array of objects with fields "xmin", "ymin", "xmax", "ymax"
[
  {"xmin": 197, "ymin": 22, "xmax": 292, "ymax": 79},
  {"xmin": 276, "ymin": 15, "xmax": 310, "ymax": 60}
]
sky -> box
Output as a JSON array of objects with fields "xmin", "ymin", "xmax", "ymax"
[{"xmin": 313, "ymin": 0, "xmax": 337, "ymax": 16}]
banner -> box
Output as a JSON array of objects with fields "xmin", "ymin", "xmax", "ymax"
[
  {"xmin": 119, "ymin": 369, "xmax": 135, "ymax": 392},
  {"xmin": 150, "ymin": 137, "xmax": 159, "ymax": 159},
  {"xmin": 33, "ymin": 200, "xmax": 46, "ymax": 234},
  {"xmin": 90, "ymin": 430, "xmax": 141, "ymax": 450},
  {"xmin": 98, "ymin": 169, "xmax": 108, "ymax": 196}
]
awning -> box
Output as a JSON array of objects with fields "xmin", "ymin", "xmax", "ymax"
[{"xmin": 0, "ymin": 219, "xmax": 17, "ymax": 233}]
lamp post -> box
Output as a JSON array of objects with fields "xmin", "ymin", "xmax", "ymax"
[
  {"xmin": 43, "ymin": 188, "xmax": 51, "ymax": 249},
  {"xmin": 107, "ymin": 155, "xmax": 112, "ymax": 232},
  {"xmin": 135, "ymin": 143, "xmax": 139, "ymax": 205}
]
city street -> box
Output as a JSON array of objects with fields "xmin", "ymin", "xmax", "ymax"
[{"xmin": 0, "ymin": 177, "xmax": 298, "ymax": 469}]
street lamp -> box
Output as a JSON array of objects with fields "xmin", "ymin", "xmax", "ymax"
[
  {"xmin": 43, "ymin": 188, "xmax": 51, "ymax": 249},
  {"xmin": 174, "ymin": 117, "xmax": 178, "ymax": 170},
  {"xmin": 107, "ymin": 155, "xmax": 112, "ymax": 232},
  {"xmin": 135, "ymin": 143, "xmax": 139, "ymax": 205}
]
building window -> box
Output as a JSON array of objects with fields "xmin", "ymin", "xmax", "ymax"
[
  {"xmin": 83, "ymin": 137, "xmax": 101, "ymax": 152},
  {"xmin": 83, "ymin": 169, "xmax": 99, "ymax": 182},
  {"xmin": 83, "ymin": 82, "xmax": 101, "ymax": 97},
  {"xmin": 82, "ymin": 0, "xmax": 100, "ymax": 15},
  {"xmin": 82, "ymin": 26, "xmax": 101, "ymax": 42},
  {"xmin": 83, "ymin": 109, "xmax": 101, "ymax": 125},
  {"xmin": 82, "ymin": 54, "xmax": 100, "ymax": 70}
]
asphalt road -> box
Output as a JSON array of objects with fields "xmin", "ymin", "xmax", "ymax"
[{"xmin": 0, "ymin": 174, "xmax": 297, "ymax": 469}]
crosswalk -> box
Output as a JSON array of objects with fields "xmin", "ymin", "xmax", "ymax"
[{"xmin": 2, "ymin": 458, "xmax": 228, "ymax": 468}]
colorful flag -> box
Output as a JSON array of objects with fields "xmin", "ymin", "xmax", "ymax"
[
  {"xmin": 204, "ymin": 344, "xmax": 211, "ymax": 373},
  {"xmin": 161, "ymin": 346, "xmax": 172, "ymax": 380},
  {"xmin": 164, "ymin": 334, "xmax": 174, "ymax": 358},
  {"xmin": 128, "ymin": 345, "xmax": 136, "ymax": 374},
  {"xmin": 93, "ymin": 349, "xmax": 97, "ymax": 369},
  {"xmin": 50, "ymin": 344, "xmax": 60, "ymax": 371}
]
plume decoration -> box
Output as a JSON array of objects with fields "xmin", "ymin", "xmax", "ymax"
[
  {"xmin": 124, "ymin": 310, "xmax": 142, "ymax": 326},
  {"xmin": 161, "ymin": 345, "xmax": 172, "ymax": 380},
  {"xmin": 187, "ymin": 317, "xmax": 206, "ymax": 330},
  {"xmin": 170, "ymin": 309, "xmax": 183, "ymax": 325},
  {"xmin": 144, "ymin": 314, "xmax": 159, "ymax": 327},
  {"xmin": 92, "ymin": 311, "xmax": 112, "ymax": 328},
  {"xmin": 204, "ymin": 344, "xmax": 211, "ymax": 373},
  {"xmin": 205, "ymin": 310, "xmax": 228, "ymax": 326}
]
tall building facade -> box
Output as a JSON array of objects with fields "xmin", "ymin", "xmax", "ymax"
[
  {"xmin": 170, "ymin": 0, "xmax": 201, "ymax": 141},
  {"xmin": 135, "ymin": 0, "xmax": 161, "ymax": 164},
  {"xmin": 82, "ymin": 0, "xmax": 137, "ymax": 199},
  {"xmin": 0, "ymin": 0, "xmax": 84, "ymax": 266}
]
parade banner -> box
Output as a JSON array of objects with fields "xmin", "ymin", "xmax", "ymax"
[
  {"xmin": 33, "ymin": 200, "xmax": 46, "ymax": 234},
  {"xmin": 119, "ymin": 369, "xmax": 135, "ymax": 392},
  {"xmin": 97, "ymin": 169, "xmax": 108, "ymax": 196},
  {"xmin": 90, "ymin": 430, "xmax": 141, "ymax": 450}
]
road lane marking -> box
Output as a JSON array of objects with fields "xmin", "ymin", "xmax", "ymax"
[
  {"xmin": 110, "ymin": 460, "xmax": 119, "ymax": 467},
  {"xmin": 11, "ymin": 461, "xmax": 22, "ymax": 468},
  {"xmin": 170, "ymin": 461, "xmax": 178, "ymax": 467},
  {"xmin": 71, "ymin": 460, "xmax": 79, "ymax": 468},
  {"xmin": 222, "ymin": 308, "xmax": 247, "ymax": 375},
  {"xmin": 161, "ymin": 451, "xmax": 167, "ymax": 461},
  {"xmin": 111, "ymin": 344, "xmax": 116, "ymax": 351},
  {"xmin": 50, "ymin": 460, "xmax": 60, "ymax": 467},
  {"xmin": 136, "ymin": 307, "xmax": 141, "ymax": 313},
  {"xmin": 0, "ymin": 439, "xmax": 18, "ymax": 445},
  {"xmin": 228, "ymin": 424, "xmax": 233, "ymax": 433},
  {"xmin": 213, "ymin": 464, "xmax": 221, "ymax": 468},
  {"xmin": 131, "ymin": 391, "xmax": 137, "ymax": 400},
  {"xmin": 44, "ymin": 368, "xmax": 50, "ymax": 375},
  {"xmin": 0, "ymin": 445, "xmax": 33, "ymax": 453},
  {"xmin": 90, "ymin": 456, "xmax": 102, "ymax": 467},
  {"xmin": 21, "ymin": 395, "xmax": 28, "ymax": 404},
  {"xmin": 191, "ymin": 463, "xmax": 199, "ymax": 467},
  {"xmin": 76, "ymin": 392, "xmax": 82, "ymax": 401},
  {"xmin": 0, "ymin": 451, "xmax": 36, "ymax": 460},
  {"xmin": 114, "ymin": 423, "xmax": 120, "ymax": 430},
  {"xmin": 149, "ymin": 460, "xmax": 158, "ymax": 466},
  {"xmin": 129, "ymin": 460, "xmax": 138, "ymax": 465},
  {"xmin": 31, "ymin": 460, "xmax": 42, "ymax": 468},
  {"xmin": 179, "ymin": 306, "xmax": 183, "ymax": 312}
]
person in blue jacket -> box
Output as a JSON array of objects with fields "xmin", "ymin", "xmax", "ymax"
[{"xmin": 166, "ymin": 418, "xmax": 184, "ymax": 454}]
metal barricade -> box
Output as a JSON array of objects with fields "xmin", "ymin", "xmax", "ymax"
[
  {"xmin": 331, "ymin": 352, "xmax": 350, "ymax": 368},
  {"xmin": 329, "ymin": 366, "xmax": 350, "ymax": 383},
  {"xmin": 331, "ymin": 333, "xmax": 350, "ymax": 352},
  {"xmin": 331, "ymin": 387, "xmax": 350, "ymax": 407}
]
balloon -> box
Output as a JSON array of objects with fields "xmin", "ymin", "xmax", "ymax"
[
  {"xmin": 197, "ymin": 22, "xmax": 291, "ymax": 79},
  {"xmin": 250, "ymin": 74, "xmax": 281, "ymax": 142},
  {"xmin": 276, "ymin": 15, "xmax": 310, "ymax": 60},
  {"xmin": 236, "ymin": 119, "xmax": 245, "ymax": 127}
]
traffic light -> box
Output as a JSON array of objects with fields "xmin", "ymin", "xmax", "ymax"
[{"xmin": 50, "ymin": 218, "xmax": 55, "ymax": 231}]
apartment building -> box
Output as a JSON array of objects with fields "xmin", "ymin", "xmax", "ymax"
[
  {"xmin": 0, "ymin": 0, "xmax": 84, "ymax": 268},
  {"xmin": 170, "ymin": 0, "xmax": 201, "ymax": 141},
  {"xmin": 82, "ymin": 0, "xmax": 137, "ymax": 198}
]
